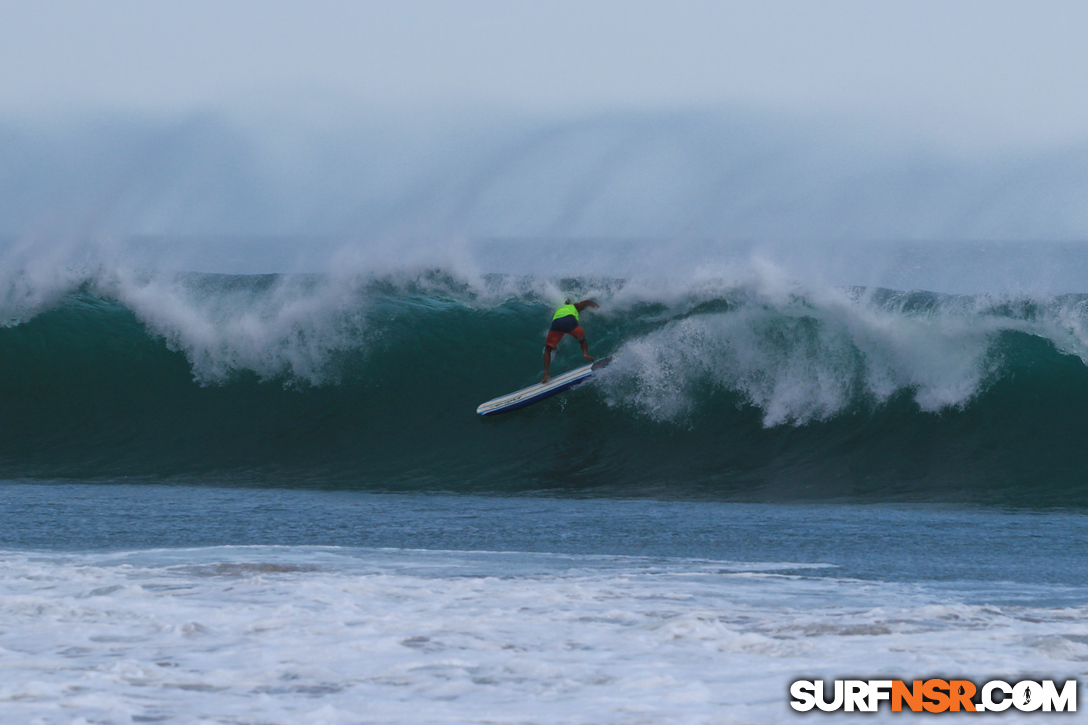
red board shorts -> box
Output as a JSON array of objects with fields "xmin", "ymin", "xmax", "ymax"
[{"xmin": 545, "ymin": 315, "xmax": 585, "ymax": 349}]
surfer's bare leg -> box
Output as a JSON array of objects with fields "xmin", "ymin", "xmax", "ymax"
[
  {"xmin": 579, "ymin": 337, "xmax": 594, "ymax": 362},
  {"xmin": 542, "ymin": 347, "xmax": 553, "ymax": 383}
]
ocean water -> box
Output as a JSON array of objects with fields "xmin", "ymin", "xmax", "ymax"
[
  {"xmin": 2, "ymin": 486, "xmax": 1086, "ymax": 724},
  {"xmin": 2, "ymin": 238, "xmax": 1088, "ymax": 723}
]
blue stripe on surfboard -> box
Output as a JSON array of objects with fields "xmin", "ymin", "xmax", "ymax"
[{"xmin": 477, "ymin": 357, "xmax": 612, "ymax": 416}]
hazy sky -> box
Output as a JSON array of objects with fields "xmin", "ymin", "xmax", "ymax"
[{"xmin": 3, "ymin": 0, "xmax": 1087, "ymax": 151}]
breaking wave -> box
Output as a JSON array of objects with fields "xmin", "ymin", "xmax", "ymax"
[{"xmin": 3, "ymin": 264, "xmax": 1088, "ymax": 505}]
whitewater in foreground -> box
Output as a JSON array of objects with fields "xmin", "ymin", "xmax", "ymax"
[{"xmin": 2, "ymin": 486, "xmax": 1087, "ymax": 724}]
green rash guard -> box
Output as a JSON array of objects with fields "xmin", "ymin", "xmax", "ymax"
[{"xmin": 552, "ymin": 304, "xmax": 579, "ymax": 321}]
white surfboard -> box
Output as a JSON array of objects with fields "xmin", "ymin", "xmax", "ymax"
[{"xmin": 476, "ymin": 357, "xmax": 613, "ymax": 416}]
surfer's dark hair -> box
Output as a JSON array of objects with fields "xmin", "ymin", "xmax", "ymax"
[{"xmin": 565, "ymin": 298, "xmax": 571, "ymax": 305}]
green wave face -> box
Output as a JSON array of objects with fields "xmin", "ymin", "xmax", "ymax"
[{"xmin": 3, "ymin": 274, "xmax": 1088, "ymax": 506}]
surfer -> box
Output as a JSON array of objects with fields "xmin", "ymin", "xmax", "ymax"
[{"xmin": 542, "ymin": 299, "xmax": 599, "ymax": 383}]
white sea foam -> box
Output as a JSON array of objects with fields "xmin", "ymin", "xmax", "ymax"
[
  {"xmin": 599, "ymin": 276, "xmax": 1012, "ymax": 425},
  {"xmin": 105, "ymin": 270, "xmax": 376, "ymax": 385},
  {"xmin": 0, "ymin": 547, "xmax": 1084, "ymax": 724}
]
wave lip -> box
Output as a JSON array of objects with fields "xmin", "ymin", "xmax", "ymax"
[{"xmin": 602, "ymin": 286, "xmax": 1003, "ymax": 426}]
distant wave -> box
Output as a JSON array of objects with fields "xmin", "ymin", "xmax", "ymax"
[{"xmin": 3, "ymin": 266, "xmax": 1088, "ymax": 505}]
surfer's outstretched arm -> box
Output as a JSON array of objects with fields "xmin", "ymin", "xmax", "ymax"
[{"xmin": 574, "ymin": 301, "xmax": 597, "ymax": 362}]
